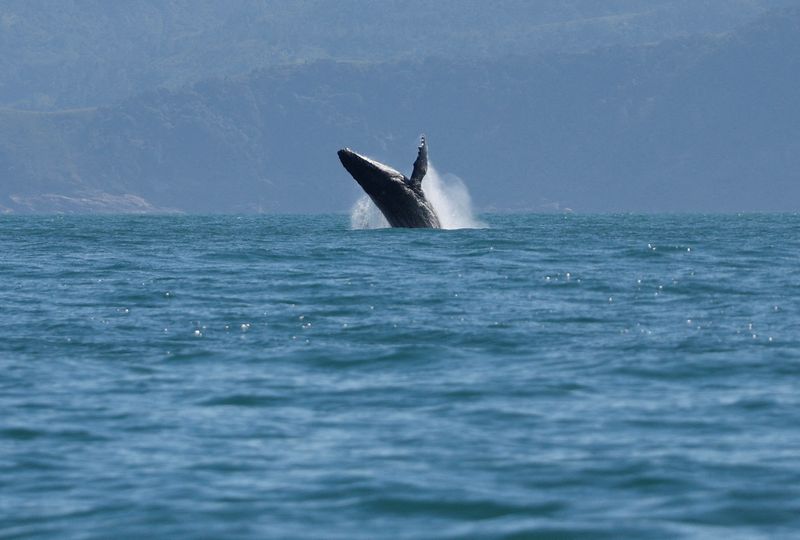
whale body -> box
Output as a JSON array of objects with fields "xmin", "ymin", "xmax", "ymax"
[{"xmin": 338, "ymin": 137, "xmax": 441, "ymax": 228}]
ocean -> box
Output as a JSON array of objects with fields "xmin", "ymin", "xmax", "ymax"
[{"xmin": 1, "ymin": 214, "xmax": 798, "ymax": 539}]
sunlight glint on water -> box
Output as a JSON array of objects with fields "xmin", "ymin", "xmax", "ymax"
[{"xmin": 1, "ymin": 214, "xmax": 799, "ymax": 539}]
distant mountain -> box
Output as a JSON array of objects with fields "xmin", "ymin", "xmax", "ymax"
[
  {"xmin": 1, "ymin": 7, "xmax": 799, "ymax": 213},
  {"xmin": 0, "ymin": 0, "xmax": 792, "ymax": 110}
]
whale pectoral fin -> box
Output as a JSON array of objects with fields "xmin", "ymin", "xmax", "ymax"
[{"xmin": 410, "ymin": 135, "xmax": 428, "ymax": 186}]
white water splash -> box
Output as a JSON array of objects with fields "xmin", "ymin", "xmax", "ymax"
[
  {"xmin": 350, "ymin": 164, "xmax": 484, "ymax": 230},
  {"xmin": 350, "ymin": 195, "xmax": 389, "ymax": 229},
  {"xmin": 422, "ymin": 165, "xmax": 485, "ymax": 229}
]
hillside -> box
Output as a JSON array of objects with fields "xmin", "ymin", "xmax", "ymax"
[
  {"xmin": 0, "ymin": 0, "xmax": 791, "ymax": 110},
  {"xmin": 1, "ymin": 8, "xmax": 799, "ymax": 213}
]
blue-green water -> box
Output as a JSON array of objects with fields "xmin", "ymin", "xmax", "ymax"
[{"xmin": 1, "ymin": 214, "xmax": 799, "ymax": 539}]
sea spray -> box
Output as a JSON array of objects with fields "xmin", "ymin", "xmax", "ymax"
[
  {"xmin": 422, "ymin": 165, "xmax": 485, "ymax": 229},
  {"xmin": 350, "ymin": 195, "xmax": 389, "ymax": 229},
  {"xmin": 350, "ymin": 164, "xmax": 484, "ymax": 230}
]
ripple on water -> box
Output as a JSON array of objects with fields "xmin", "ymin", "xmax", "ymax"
[{"xmin": 1, "ymin": 214, "xmax": 799, "ymax": 538}]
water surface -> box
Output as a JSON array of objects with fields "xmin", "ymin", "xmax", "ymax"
[{"xmin": 1, "ymin": 214, "xmax": 799, "ymax": 539}]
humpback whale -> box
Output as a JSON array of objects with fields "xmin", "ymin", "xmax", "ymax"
[{"xmin": 338, "ymin": 137, "xmax": 441, "ymax": 228}]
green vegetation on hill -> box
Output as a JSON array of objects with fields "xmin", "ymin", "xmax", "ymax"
[
  {"xmin": 0, "ymin": 0, "xmax": 790, "ymax": 109},
  {"xmin": 1, "ymin": 8, "xmax": 799, "ymax": 213}
]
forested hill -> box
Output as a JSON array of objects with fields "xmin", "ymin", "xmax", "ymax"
[
  {"xmin": 0, "ymin": 0, "xmax": 791, "ymax": 110},
  {"xmin": 1, "ymin": 6, "xmax": 799, "ymax": 213}
]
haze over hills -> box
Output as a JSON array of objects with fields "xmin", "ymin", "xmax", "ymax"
[
  {"xmin": 0, "ymin": 2, "xmax": 799, "ymax": 213},
  {"xmin": 0, "ymin": 0, "xmax": 792, "ymax": 110}
]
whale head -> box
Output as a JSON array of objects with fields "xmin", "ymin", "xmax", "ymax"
[{"xmin": 337, "ymin": 148, "xmax": 408, "ymax": 197}]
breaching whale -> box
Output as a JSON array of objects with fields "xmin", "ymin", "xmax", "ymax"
[{"xmin": 338, "ymin": 137, "xmax": 441, "ymax": 228}]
